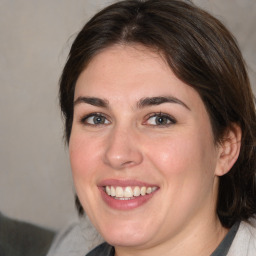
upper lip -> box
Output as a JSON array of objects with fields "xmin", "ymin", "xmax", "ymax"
[{"xmin": 98, "ymin": 179, "xmax": 158, "ymax": 188}]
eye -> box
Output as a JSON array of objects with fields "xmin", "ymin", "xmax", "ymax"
[
  {"xmin": 81, "ymin": 113, "xmax": 110, "ymax": 125},
  {"xmin": 145, "ymin": 113, "xmax": 176, "ymax": 126}
]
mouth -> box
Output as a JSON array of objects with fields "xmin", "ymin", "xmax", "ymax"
[
  {"xmin": 99, "ymin": 180, "xmax": 159, "ymax": 210},
  {"xmin": 104, "ymin": 185, "xmax": 158, "ymax": 200}
]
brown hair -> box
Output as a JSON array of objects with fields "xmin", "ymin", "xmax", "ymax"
[{"xmin": 60, "ymin": 0, "xmax": 256, "ymax": 228}]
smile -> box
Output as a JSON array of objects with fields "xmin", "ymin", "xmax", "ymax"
[
  {"xmin": 104, "ymin": 186, "xmax": 158, "ymax": 200},
  {"xmin": 99, "ymin": 180, "xmax": 159, "ymax": 210}
]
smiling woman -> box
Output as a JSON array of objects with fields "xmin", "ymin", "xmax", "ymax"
[
  {"xmin": 70, "ymin": 45, "xmax": 225, "ymax": 252},
  {"xmin": 56, "ymin": 0, "xmax": 256, "ymax": 255}
]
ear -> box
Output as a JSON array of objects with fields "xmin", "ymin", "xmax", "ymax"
[{"xmin": 215, "ymin": 124, "xmax": 242, "ymax": 176}]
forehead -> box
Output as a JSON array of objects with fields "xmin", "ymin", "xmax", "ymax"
[
  {"xmin": 77, "ymin": 45, "xmax": 174, "ymax": 88},
  {"xmin": 76, "ymin": 44, "xmax": 170, "ymax": 88},
  {"xmin": 74, "ymin": 44, "xmax": 204, "ymax": 111}
]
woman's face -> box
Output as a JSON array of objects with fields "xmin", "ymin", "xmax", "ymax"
[{"xmin": 69, "ymin": 44, "xmax": 222, "ymax": 249}]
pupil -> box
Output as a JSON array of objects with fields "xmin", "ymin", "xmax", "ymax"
[
  {"xmin": 94, "ymin": 116, "xmax": 104, "ymax": 124},
  {"xmin": 156, "ymin": 116, "xmax": 166, "ymax": 124}
]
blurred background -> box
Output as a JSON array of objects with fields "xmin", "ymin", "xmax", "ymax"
[{"xmin": 0, "ymin": 0, "xmax": 255, "ymax": 231}]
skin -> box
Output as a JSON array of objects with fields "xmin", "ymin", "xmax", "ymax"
[{"xmin": 69, "ymin": 44, "xmax": 240, "ymax": 256}]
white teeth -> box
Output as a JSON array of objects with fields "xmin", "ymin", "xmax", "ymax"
[
  {"xmin": 152, "ymin": 187, "xmax": 157, "ymax": 192},
  {"xmin": 141, "ymin": 186, "xmax": 146, "ymax": 196},
  {"xmin": 105, "ymin": 185, "xmax": 157, "ymax": 198},
  {"xmin": 106, "ymin": 186, "xmax": 111, "ymax": 195},
  {"xmin": 124, "ymin": 186, "xmax": 133, "ymax": 198},
  {"xmin": 115, "ymin": 187, "xmax": 124, "ymax": 197},
  {"xmin": 110, "ymin": 186, "xmax": 116, "ymax": 197},
  {"xmin": 146, "ymin": 187, "xmax": 152, "ymax": 194},
  {"xmin": 133, "ymin": 186, "xmax": 140, "ymax": 197}
]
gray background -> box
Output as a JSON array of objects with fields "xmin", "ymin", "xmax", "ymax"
[{"xmin": 0, "ymin": 0, "xmax": 255, "ymax": 230}]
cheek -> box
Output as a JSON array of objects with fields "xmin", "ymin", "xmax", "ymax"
[
  {"xmin": 69, "ymin": 133, "xmax": 102, "ymax": 213},
  {"xmin": 145, "ymin": 128, "xmax": 217, "ymax": 187},
  {"xmin": 146, "ymin": 136, "xmax": 201, "ymax": 173},
  {"xmin": 148, "ymin": 134, "xmax": 217, "ymax": 214},
  {"xmin": 69, "ymin": 133, "xmax": 101, "ymax": 178}
]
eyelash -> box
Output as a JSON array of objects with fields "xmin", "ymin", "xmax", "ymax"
[
  {"xmin": 144, "ymin": 112, "xmax": 176, "ymax": 127},
  {"xmin": 80, "ymin": 112, "xmax": 110, "ymax": 126},
  {"xmin": 79, "ymin": 112, "xmax": 176, "ymax": 127}
]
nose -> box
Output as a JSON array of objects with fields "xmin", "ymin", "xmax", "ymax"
[{"xmin": 103, "ymin": 126, "xmax": 143, "ymax": 170}]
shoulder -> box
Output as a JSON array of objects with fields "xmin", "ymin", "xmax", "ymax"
[
  {"xmin": 0, "ymin": 212, "xmax": 55, "ymax": 256},
  {"xmin": 47, "ymin": 217, "xmax": 103, "ymax": 256},
  {"xmin": 228, "ymin": 217, "xmax": 256, "ymax": 256}
]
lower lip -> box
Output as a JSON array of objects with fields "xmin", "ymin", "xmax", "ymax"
[{"xmin": 99, "ymin": 188, "xmax": 157, "ymax": 210}]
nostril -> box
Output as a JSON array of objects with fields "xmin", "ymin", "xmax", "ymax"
[
  {"xmin": 121, "ymin": 160, "xmax": 135, "ymax": 167},
  {"xmin": 103, "ymin": 151, "xmax": 143, "ymax": 170}
]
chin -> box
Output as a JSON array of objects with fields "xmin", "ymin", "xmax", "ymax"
[
  {"xmin": 104, "ymin": 231, "xmax": 152, "ymax": 248},
  {"xmin": 96, "ymin": 218, "xmax": 157, "ymax": 248},
  {"xmin": 82, "ymin": 206, "xmax": 163, "ymax": 251}
]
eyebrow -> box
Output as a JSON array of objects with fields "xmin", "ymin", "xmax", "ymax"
[
  {"xmin": 137, "ymin": 96, "xmax": 190, "ymax": 110},
  {"xmin": 74, "ymin": 96, "xmax": 109, "ymax": 108},
  {"xmin": 73, "ymin": 96, "xmax": 190, "ymax": 110}
]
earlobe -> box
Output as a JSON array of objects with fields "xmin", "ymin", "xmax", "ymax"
[{"xmin": 215, "ymin": 124, "xmax": 242, "ymax": 176}]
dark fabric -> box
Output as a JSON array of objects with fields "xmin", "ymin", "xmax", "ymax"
[
  {"xmin": 0, "ymin": 212, "xmax": 55, "ymax": 256},
  {"xmin": 86, "ymin": 222, "xmax": 240, "ymax": 256},
  {"xmin": 211, "ymin": 221, "xmax": 240, "ymax": 256},
  {"xmin": 86, "ymin": 242, "xmax": 114, "ymax": 256}
]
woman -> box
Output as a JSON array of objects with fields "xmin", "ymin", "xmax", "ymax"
[{"xmin": 57, "ymin": 0, "xmax": 256, "ymax": 255}]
